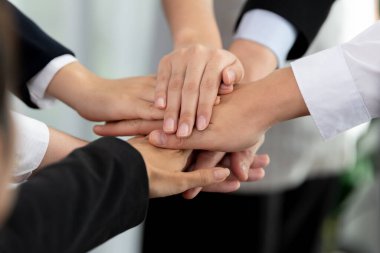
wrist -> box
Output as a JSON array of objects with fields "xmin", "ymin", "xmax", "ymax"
[
  {"xmin": 173, "ymin": 28, "xmax": 222, "ymax": 49},
  {"xmin": 46, "ymin": 62, "xmax": 104, "ymax": 112},
  {"xmin": 253, "ymin": 67, "xmax": 309, "ymax": 126},
  {"xmin": 229, "ymin": 39, "xmax": 277, "ymax": 82}
]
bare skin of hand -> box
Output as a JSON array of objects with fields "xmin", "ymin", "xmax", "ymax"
[
  {"xmin": 47, "ymin": 62, "xmax": 164, "ymax": 122},
  {"xmin": 181, "ymin": 39, "xmax": 279, "ymax": 194},
  {"xmin": 148, "ymin": 68, "xmax": 309, "ymax": 152},
  {"xmin": 156, "ymin": 44, "xmax": 244, "ymax": 138},
  {"xmin": 127, "ymin": 136, "xmax": 231, "ymax": 198}
]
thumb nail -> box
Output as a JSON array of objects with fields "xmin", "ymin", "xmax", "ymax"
[
  {"xmin": 240, "ymin": 162, "xmax": 249, "ymax": 180},
  {"xmin": 213, "ymin": 168, "xmax": 230, "ymax": 181},
  {"xmin": 150, "ymin": 131, "xmax": 167, "ymax": 146},
  {"xmin": 227, "ymin": 70, "xmax": 236, "ymax": 83}
]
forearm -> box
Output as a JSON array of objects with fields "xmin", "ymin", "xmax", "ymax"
[
  {"xmin": 37, "ymin": 127, "xmax": 87, "ymax": 170},
  {"xmin": 255, "ymin": 67, "xmax": 309, "ymax": 127},
  {"xmin": 162, "ymin": 0, "xmax": 222, "ymax": 48},
  {"xmin": 45, "ymin": 61, "xmax": 102, "ymax": 113}
]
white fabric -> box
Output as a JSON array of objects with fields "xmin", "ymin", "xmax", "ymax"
[
  {"xmin": 292, "ymin": 21, "xmax": 380, "ymax": 139},
  {"xmin": 26, "ymin": 54, "xmax": 77, "ymax": 108},
  {"xmin": 236, "ymin": 0, "xmax": 374, "ymax": 193},
  {"xmin": 11, "ymin": 111, "xmax": 49, "ymax": 179},
  {"xmin": 234, "ymin": 9, "xmax": 297, "ymax": 67}
]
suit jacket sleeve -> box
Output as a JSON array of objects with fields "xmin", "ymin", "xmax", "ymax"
[
  {"xmin": 0, "ymin": 137, "xmax": 149, "ymax": 253},
  {"xmin": 236, "ymin": 0, "xmax": 335, "ymax": 59},
  {"xmin": 6, "ymin": 1, "xmax": 74, "ymax": 108}
]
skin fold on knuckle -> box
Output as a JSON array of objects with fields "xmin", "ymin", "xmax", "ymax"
[{"xmin": 168, "ymin": 75, "xmax": 184, "ymax": 91}]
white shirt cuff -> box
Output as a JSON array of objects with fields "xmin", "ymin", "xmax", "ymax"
[
  {"xmin": 26, "ymin": 54, "xmax": 77, "ymax": 108},
  {"xmin": 11, "ymin": 112, "xmax": 50, "ymax": 179},
  {"xmin": 234, "ymin": 9, "xmax": 297, "ymax": 67},
  {"xmin": 291, "ymin": 46, "xmax": 371, "ymax": 139}
]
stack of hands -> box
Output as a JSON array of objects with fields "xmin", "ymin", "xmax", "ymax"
[{"xmin": 48, "ymin": 40, "xmax": 303, "ymax": 199}]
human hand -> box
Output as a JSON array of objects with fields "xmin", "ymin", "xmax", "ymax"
[
  {"xmin": 155, "ymin": 44, "xmax": 244, "ymax": 138},
  {"xmin": 182, "ymin": 146, "xmax": 270, "ymax": 199},
  {"xmin": 199, "ymin": 39, "xmax": 277, "ymax": 182},
  {"xmin": 229, "ymin": 39, "xmax": 277, "ymax": 82},
  {"xmin": 127, "ymin": 136, "xmax": 231, "ymax": 198},
  {"xmin": 46, "ymin": 62, "xmax": 164, "ymax": 122},
  {"xmin": 94, "ymin": 68, "xmax": 307, "ymax": 158},
  {"xmin": 94, "ymin": 83, "xmax": 271, "ymax": 151}
]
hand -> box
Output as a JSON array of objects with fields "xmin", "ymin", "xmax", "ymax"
[
  {"xmin": 46, "ymin": 62, "xmax": 164, "ymax": 122},
  {"xmin": 148, "ymin": 68, "xmax": 308, "ymax": 152},
  {"xmin": 155, "ymin": 44, "xmax": 244, "ymax": 138},
  {"xmin": 229, "ymin": 39, "xmax": 277, "ymax": 82},
  {"xmin": 182, "ymin": 147, "xmax": 270, "ymax": 199},
  {"xmin": 94, "ymin": 82, "xmax": 271, "ymax": 151},
  {"xmin": 94, "ymin": 68, "xmax": 308, "ymax": 155},
  {"xmin": 127, "ymin": 136, "xmax": 231, "ymax": 198}
]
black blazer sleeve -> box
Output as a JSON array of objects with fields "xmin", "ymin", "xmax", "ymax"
[
  {"xmin": 236, "ymin": 0, "xmax": 336, "ymax": 59},
  {"xmin": 6, "ymin": 1, "xmax": 74, "ymax": 108},
  {"xmin": 0, "ymin": 137, "xmax": 149, "ymax": 253}
]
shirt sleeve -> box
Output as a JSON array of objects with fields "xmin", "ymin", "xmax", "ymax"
[
  {"xmin": 234, "ymin": 9, "xmax": 297, "ymax": 67},
  {"xmin": 26, "ymin": 55, "xmax": 77, "ymax": 108},
  {"xmin": 6, "ymin": 1, "xmax": 75, "ymax": 108},
  {"xmin": 11, "ymin": 112, "xmax": 49, "ymax": 180},
  {"xmin": 235, "ymin": 0, "xmax": 335, "ymax": 60},
  {"xmin": 0, "ymin": 137, "xmax": 149, "ymax": 253},
  {"xmin": 291, "ymin": 21, "xmax": 380, "ymax": 139}
]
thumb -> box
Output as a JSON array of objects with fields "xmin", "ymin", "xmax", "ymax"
[
  {"xmin": 148, "ymin": 129, "xmax": 213, "ymax": 150},
  {"xmin": 177, "ymin": 167, "xmax": 230, "ymax": 193},
  {"xmin": 222, "ymin": 59, "xmax": 245, "ymax": 85}
]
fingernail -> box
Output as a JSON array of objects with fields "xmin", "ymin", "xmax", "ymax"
[
  {"xmin": 197, "ymin": 116, "xmax": 207, "ymax": 131},
  {"xmin": 241, "ymin": 162, "xmax": 249, "ymax": 174},
  {"xmin": 227, "ymin": 70, "xmax": 236, "ymax": 83},
  {"xmin": 164, "ymin": 118, "xmax": 175, "ymax": 132},
  {"xmin": 214, "ymin": 96, "xmax": 221, "ymax": 105},
  {"xmin": 151, "ymin": 131, "xmax": 167, "ymax": 146},
  {"xmin": 155, "ymin": 97, "xmax": 165, "ymax": 108},
  {"xmin": 177, "ymin": 123, "xmax": 190, "ymax": 137},
  {"xmin": 240, "ymin": 163, "xmax": 249, "ymax": 180},
  {"xmin": 213, "ymin": 168, "xmax": 230, "ymax": 181}
]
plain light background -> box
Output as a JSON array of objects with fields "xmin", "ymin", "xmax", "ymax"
[{"xmin": 8, "ymin": 0, "xmax": 376, "ymax": 252}]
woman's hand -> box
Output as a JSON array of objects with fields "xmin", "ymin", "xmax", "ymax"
[
  {"xmin": 127, "ymin": 136, "xmax": 231, "ymax": 198},
  {"xmin": 155, "ymin": 44, "xmax": 244, "ymax": 137},
  {"xmin": 46, "ymin": 62, "xmax": 164, "ymax": 122}
]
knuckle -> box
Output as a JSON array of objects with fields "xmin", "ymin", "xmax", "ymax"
[
  {"xmin": 190, "ymin": 44, "xmax": 205, "ymax": 54},
  {"xmin": 164, "ymin": 110, "xmax": 178, "ymax": 119},
  {"xmin": 169, "ymin": 75, "xmax": 184, "ymax": 90},
  {"xmin": 212, "ymin": 50, "xmax": 227, "ymax": 61},
  {"xmin": 182, "ymin": 81, "xmax": 199, "ymax": 94},
  {"xmin": 177, "ymin": 48, "xmax": 188, "ymax": 56},
  {"xmin": 179, "ymin": 112, "xmax": 195, "ymax": 123},
  {"xmin": 197, "ymin": 170, "xmax": 210, "ymax": 185},
  {"xmin": 201, "ymin": 78, "xmax": 219, "ymax": 90},
  {"xmin": 155, "ymin": 90, "xmax": 166, "ymax": 99},
  {"xmin": 156, "ymin": 74, "xmax": 169, "ymax": 84}
]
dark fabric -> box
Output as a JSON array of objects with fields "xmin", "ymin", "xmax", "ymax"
[
  {"xmin": 5, "ymin": 1, "xmax": 74, "ymax": 108},
  {"xmin": 236, "ymin": 0, "xmax": 335, "ymax": 59},
  {"xmin": 0, "ymin": 137, "xmax": 149, "ymax": 253},
  {"xmin": 142, "ymin": 176, "xmax": 340, "ymax": 253}
]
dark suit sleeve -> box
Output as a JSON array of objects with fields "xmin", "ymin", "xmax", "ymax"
[
  {"xmin": 6, "ymin": 1, "xmax": 74, "ymax": 108},
  {"xmin": 0, "ymin": 137, "xmax": 149, "ymax": 253},
  {"xmin": 236, "ymin": 0, "xmax": 335, "ymax": 59}
]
